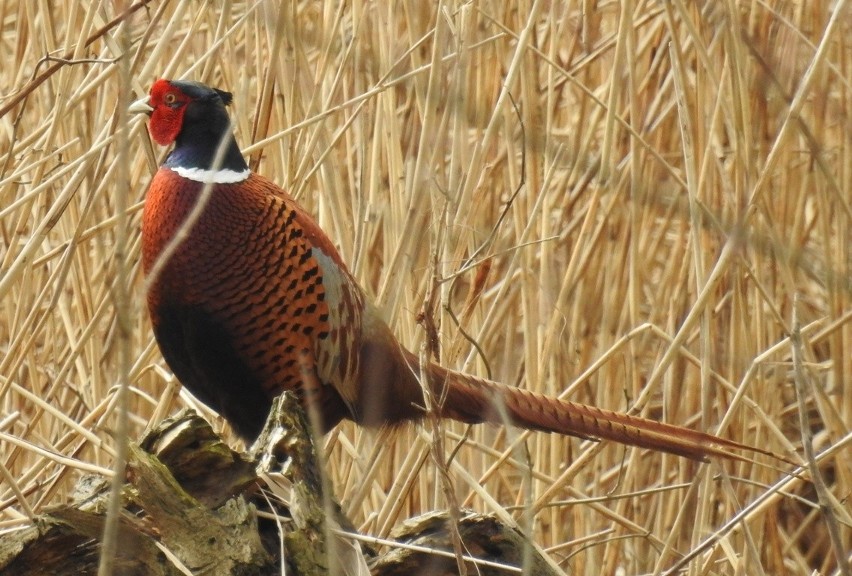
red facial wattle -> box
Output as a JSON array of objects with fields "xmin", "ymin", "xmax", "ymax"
[{"xmin": 147, "ymin": 79, "xmax": 189, "ymax": 146}]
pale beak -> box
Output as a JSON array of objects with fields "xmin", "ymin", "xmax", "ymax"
[{"xmin": 129, "ymin": 95, "xmax": 153, "ymax": 115}]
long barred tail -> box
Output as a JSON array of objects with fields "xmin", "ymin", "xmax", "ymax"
[{"xmin": 432, "ymin": 366, "xmax": 783, "ymax": 463}]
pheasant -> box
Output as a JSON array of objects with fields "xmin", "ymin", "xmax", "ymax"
[{"xmin": 131, "ymin": 79, "xmax": 777, "ymax": 463}]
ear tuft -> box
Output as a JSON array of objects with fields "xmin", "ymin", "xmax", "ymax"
[{"xmin": 215, "ymin": 89, "xmax": 234, "ymax": 107}]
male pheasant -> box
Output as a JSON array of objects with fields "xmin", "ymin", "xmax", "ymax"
[{"xmin": 131, "ymin": 79, "xmax": 774, "ymax": 462}]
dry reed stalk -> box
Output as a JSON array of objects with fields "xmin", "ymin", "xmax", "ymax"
[{"xmin": 0, "ymin": 1, "xmax": 849, "ymax": 574}]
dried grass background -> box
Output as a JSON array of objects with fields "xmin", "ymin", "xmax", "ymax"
[{"xmin": 1, "ymin": 1, "xmax": 850, "ymax": 574}]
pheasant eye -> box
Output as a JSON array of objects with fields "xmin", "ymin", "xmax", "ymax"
[{"xmin": 164, "ymin": 92, "xmax": 177, "ymax": 105}]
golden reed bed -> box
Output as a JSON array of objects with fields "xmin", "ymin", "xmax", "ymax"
[{"xmin": 0, "ymin": 1, "xmax": 849, "ymax": 574}]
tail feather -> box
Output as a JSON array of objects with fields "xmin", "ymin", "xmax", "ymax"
[{"xmin": 432, "ymin": 366, "xmax": 779, "ymax": 463}]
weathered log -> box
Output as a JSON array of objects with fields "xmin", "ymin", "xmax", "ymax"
[
  {"xmin": 0, "ymin": 409, "xmax": 274, "ymax": 576},
  {"xmin": 1, "ymin": 395, "xmax": 558, "ymax": 575},
  {"xmin": 371, "ymin": 510, "xmax": 559, "ymax": 576}
]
